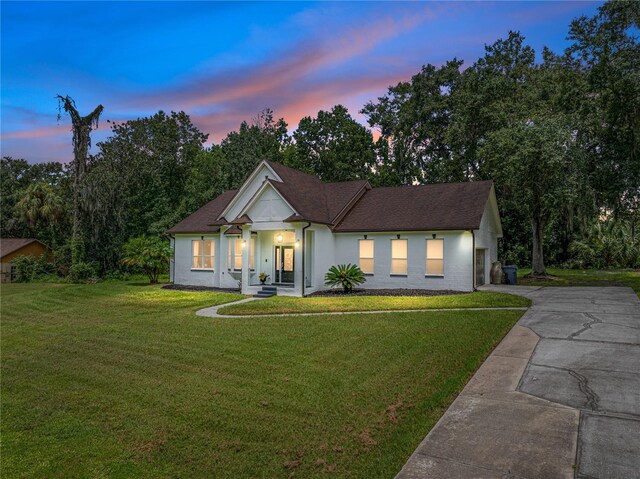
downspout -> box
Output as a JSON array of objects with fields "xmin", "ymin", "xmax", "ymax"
[
  {"xmin": 301, "ymin": 222, "xmax": 312, "ymax": 297},
  {"xmin": 168, "ymin": 234, "xmax": 175, "ymax": 284},
  {"xmin": 470, "ymin": 229, "xmax": 476, "ymax": 291}
]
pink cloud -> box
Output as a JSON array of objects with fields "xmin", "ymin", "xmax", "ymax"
[
  {"xmin": 1, "ymin": 125, "xmax": 69, "ymax": 140},
  {"xmin": 133, "ymin": 6, "xmax": 437, "ymax": 112}
]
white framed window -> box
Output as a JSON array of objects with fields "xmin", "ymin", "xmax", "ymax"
[
  {"xmin": 359, "ymin": 239, "xmax": 374, "ymax": 274},
  {"xmin": 426, "ymin": 238, "xmax": 444, "ymax": 275},
  {"xmin": 250, "ymin": 237, "xmax": 255, "ymax": 270},
  {"xmin": 233, "ymin": 238, "xmax": 243, "ymax": 270},
  {"xmin": 192, "ymin": 239, "xmax": 214, "ymax": 270},
  {"xmin": 391, "ymin": 239, "xmax": 407, "ymax": 275},
  {"xmin": 227, "ymin": 236, "xmax": 256, "ymax": 271}
]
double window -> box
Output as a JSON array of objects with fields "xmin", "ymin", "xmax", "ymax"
[
  {"xmin": 192, "ymin": 239, "xmax": 214, "ymax": 270},
  {"xmin": 228, "ymin": 237, "xmax": 255, "ymax": 271},
  {"xmin": 359, "ymin": 239, "xmax": 374, "ymax": 274},
  {"xmin": 391, "ymin": 239, "xmax": 408, "ymax": 275},
  {"xmin": 426, "ymin": 239, "xmax": 444, "ymax": 275}
]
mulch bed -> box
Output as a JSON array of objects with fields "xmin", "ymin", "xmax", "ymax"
[
  {"xmin": 308, "ymin": 288, "xmax": 466, "ymax": 297},
  {"xmin": 161, "ymin": 284, "xmax": 240, "ymax": 293}
]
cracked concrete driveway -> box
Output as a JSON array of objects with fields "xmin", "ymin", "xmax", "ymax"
[
  {"xmin": 518, "ymin": 287, "xmax": 640, "ymax": 479},
  {"xmin": 396, "ymin": 286, "xmax": 640, "ymax": 479}
]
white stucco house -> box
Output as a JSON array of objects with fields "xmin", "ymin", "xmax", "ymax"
[{"xmin": 167, "ymin": 160, "xmax": 502, "ymax": 296}]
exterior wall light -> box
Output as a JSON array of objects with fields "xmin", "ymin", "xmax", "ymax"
[
  {"xmin": 295, "ymin": 240, "xmax": 300, "ymax": 248},
  {"xmin": 241, "ymin": 240, "xmax": 247, "ymax": 249},
  {"xmin": 397, "ymin": 234, "xmax": 401, "ymax": 239},
  {"xmin": 276, "ymin": 233, "xmax": 283, "ymax": 243},
  {"xmin": 432, "ymin": 233, "xmax": 437, "ymax": 239}
]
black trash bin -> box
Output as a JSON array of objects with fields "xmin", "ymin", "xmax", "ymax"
[{"xmin": 502, "ymin": 265, "xmax": 518, "ymax": 285}]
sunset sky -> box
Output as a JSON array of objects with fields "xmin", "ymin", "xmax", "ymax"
[{"xmin": 1, "ymin": 1, "xmax": 602, "ymax": 163}]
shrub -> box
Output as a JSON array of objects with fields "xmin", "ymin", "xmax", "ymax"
[
  {"xmin": 324, "ymin": 264, "xmax": 366, "ymax": 293},
  {"xmin": 104, "ymin": 270, "xmax": 130, "ymax": 281},
  {"xmin": 11, "ymin": 254, "xmax": 55, "ymax": 282},
  {"xmin": 53, "ymin": 243, "xmax": 72, "ymax": 277},
  {"xmin": 68, "ymin": 262, "xmax": 98, "ymax": 283},
  {"xmin": 569, "ymin": 220, "xmax": 640, "ymax": 269},
  {"xmin": 121, "ymin": 236, "xmax": 171, "ymax": 284}
]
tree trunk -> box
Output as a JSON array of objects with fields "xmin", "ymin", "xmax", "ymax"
[{"xmin": 531, "ymin": 216, "xmax": 546, "ymax": 276}]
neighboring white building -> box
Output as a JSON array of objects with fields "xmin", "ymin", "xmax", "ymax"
[{"xmin": 167, "ymin": 160, "xmax": 502, "ymax": 296}]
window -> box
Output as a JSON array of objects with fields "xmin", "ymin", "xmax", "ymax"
[
  {"xmin": 250, "ymin": 237, "xmax": 255, "ymax": 270},
  {"xmin": 359, "ymin": 239, "xmax": 374, "ymax": 274},
  {"xmin": 192, "ymin": 239, "xmax": 214, "ymax": 270},
  {"xmin": 273, "ymin": 231, "xmax": 296, "ymax": 244},
  {"xmin": 426, "ymin": 239, "xmax": 444, "ymax": 275},
  {"xmin": 391, "ymin": 239, "xmax": 407, "ymax": 275},
  {"xmin": 233, "ymin": 238, "xmax": 243, "ymax": 270},
  {"xmin": 227, "ymin": 236, "xmax": 256, "ymax": 270}
]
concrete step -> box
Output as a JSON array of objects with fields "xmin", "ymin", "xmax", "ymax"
[
  {"xmin": 261, "ymin": 286, "xmax": 277, "ymax": 292},
  {"xmin": 254, "ymin": 292, "xmax": 275, "ymax": 298}
]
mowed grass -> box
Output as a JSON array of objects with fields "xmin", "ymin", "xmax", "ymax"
[
  {"xmin": 218, "ymin": 291, "xmax": 530, "ymax": 316},
  {"xmin": 518, "ymin": 267, "xmax": 640, "ymax": 296},
  {"xmin": 2, "ymin": 282, "xmax": 523, "ymax": 478}
]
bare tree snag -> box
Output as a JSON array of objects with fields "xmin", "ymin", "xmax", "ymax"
[{"xmin": 56, "ymin": 95, "xmax": 104, "ymax": 263}]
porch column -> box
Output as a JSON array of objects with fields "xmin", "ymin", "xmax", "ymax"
[
  {"xmin": 293, "ymin": 224, "xmax": 304, "ymax": 296},
  {"xmin": 241, "ymin": 225, "xmax": 251, "ymax": 293},
  {"xmin": 218, "ymin": 228, "xmax": 231, "ymax": 288}
]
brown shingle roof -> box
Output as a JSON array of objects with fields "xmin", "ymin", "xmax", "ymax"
[
  {"xmin": 230, "ymin": 214, "xmax": 252, "ymax": 225},
  {"xmin": 0, "ymin": 238, "xmax": 48, "ymax": 259},
  {"xmin": 266, "ymin": 161, "xmax": 369, "ymax": 224},
  {"xmin": 334, "ymin": 181, "xmax": 494, "ymax": 232},
  {"xmin": 167, "ymin": 161, "xmax": 495, "ymax": 235},
  {"xmin": 224, "ymin": 225, "xmax": 242, "ymax": 235},
  {"xmin": 166, "ymin": 190, "xmax": 237, "ymax": 234}
]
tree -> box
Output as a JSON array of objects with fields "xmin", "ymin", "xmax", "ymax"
[
  {"xmin": 14, "ymin": 182, "xmax": 66, "ymax": 247},
  {"xmin": 1, "ymin": 157, "xmax": 71, "ymax": 243},
  {"xmin": 566, "ymin": 1, "xmax": 640, "ymax": 216},
  {"xmin": 56, "ymin": 95, "xmax": 103, "ymax": 263},
  {"xmin": 221, "ymin": 109, "xmax": 289, "ymax": 188},
  {"xmin": 362, "ymin": 61, "xmax": 463, "ymax": 185},
  {"xmin": 121, "ymin": 236, "xmax": 171, "ymax": 284},
  {"xmin": 290, "ymin": 105, "xmax": 376, "ymax": 182},
  {"xmin": 480, "ymin": 116, "xmax": 581, "ymax": 276}
]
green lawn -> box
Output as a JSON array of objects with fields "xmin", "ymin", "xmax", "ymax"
[
  {"xmin": 518, "ymin": 267, "xmax": 640, "ymax": 295},
  {"xmin": 218, "ymin": 291, "xmax": 530, "ymax": 316},
  {"xmin": 1, "ymin": 282, "xmax": 523, "ymax": 478}
]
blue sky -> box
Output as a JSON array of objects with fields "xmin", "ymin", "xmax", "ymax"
[{"xmin": 1, "ymin": 1, "xmax": 602, "ymax": 163}]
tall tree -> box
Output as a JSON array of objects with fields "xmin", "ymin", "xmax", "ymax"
[
  {"xmin": 56, "ymin": 95, "xmax": 103, "ymax": 263},
  {"xmin": 14, "ymin": 182, "xmax": 66, "ymax": 247},
  {"xmin": 566, "ymin": 1, "xmax": 640, "ymax": 216},
  {"xmin": 290, "ymin": 105, "xmax": 376, "ymax": 182},
  {"xmin": 220, "ymin": 108, "xmax": 289, "ymax": 187},
  {"xmin": 1, "ymin": 157, "xmax": 71, "ymax": 240},
  {"xmin": 480, "ymin": 116, "xmax": 582, "ymax": 276},
  {"xmin": 362, "ymin": 60, "xmax": 463, "ymax": 185}
]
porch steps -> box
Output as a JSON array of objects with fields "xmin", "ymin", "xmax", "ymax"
[{"xmin": 254, "ymin": 285, "xmax": 277, "ymax": 298}]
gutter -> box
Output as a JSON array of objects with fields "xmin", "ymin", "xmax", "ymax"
[
  {"xmin": 301, "ymin": 222, "xmax": 312, "ymax": 297},
  {"xmin": 168, "ymin": 234, "xmax": 176, "ymax": 284}
]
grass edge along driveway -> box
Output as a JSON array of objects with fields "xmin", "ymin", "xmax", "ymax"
[
  {"xmin": 2, "ymin": 282, "xmax": 524, "ymax": 478},
  {"xmin": 217, "ymin": 291, "xmax": 531, "ymax": 316}
]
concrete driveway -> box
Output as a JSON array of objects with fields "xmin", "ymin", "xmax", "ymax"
[{"xmin": 397, "ymin": 286, "xmax": 640, "ymax": 479}]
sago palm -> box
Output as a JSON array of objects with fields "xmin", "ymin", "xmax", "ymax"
[{"xmin": 324, "ymin": 264, "xmax": 366, "ymax": 293}]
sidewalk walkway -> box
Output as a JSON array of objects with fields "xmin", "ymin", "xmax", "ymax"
[{"xmin": 195, "ymin": 298, "xmax": 528, "ymax": 319}]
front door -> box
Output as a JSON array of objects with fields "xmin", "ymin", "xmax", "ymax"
[
  {"xmin": 274, "ymin": 246, "xmax": 294, "ymax": 284},
  {"xmin": 475, "ymin": 249, "xmax": 486, "ymax": 286}
]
